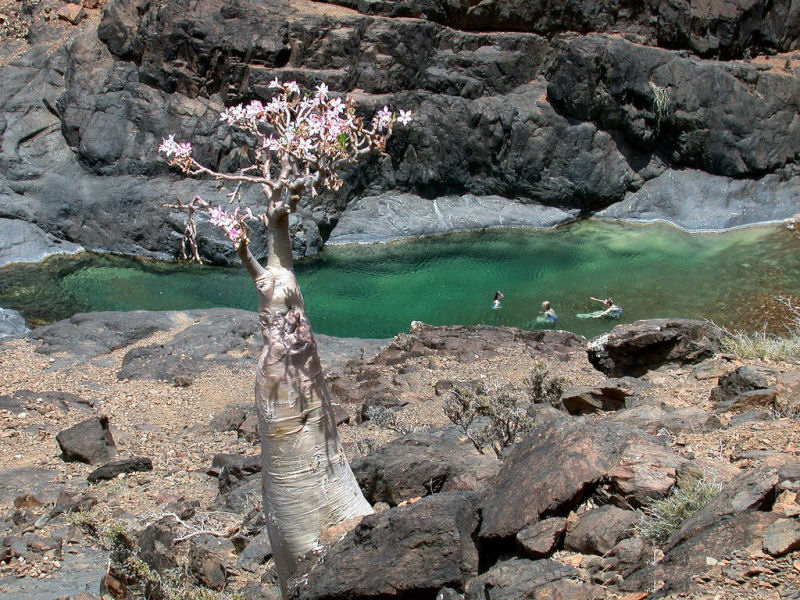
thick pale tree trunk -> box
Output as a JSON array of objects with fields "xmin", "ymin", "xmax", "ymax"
[{"xmin": 238, "ymin": 198, "xmax": 373, "ymax": 598}]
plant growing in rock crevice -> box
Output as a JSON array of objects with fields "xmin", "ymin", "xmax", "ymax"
[
  {"xmin": 160, "ymin": 80, "xmax": 411, "ymax": 598},
  {"xmin": 649, "ymin": 80, "xmax": 670, "ymax": 135},
  {"xmin": 637, "ymin": 476, "xmax": 721, "ymax": 544}
]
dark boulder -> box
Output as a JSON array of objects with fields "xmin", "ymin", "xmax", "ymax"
[
  {"xmin": 464, "ymin": 558, "xmax": 601, "ymax": 600},
  {"xmin": 606, "ymin": 438, "xmax": 688, "ymax": 504},
  {"xmin": 762, "ymin": 518, "xmax": 800, "ymax": 557},
  {"xmin": 137, "ymin": 516, "xmax": 182, "ymax": 573},
  {"xmin": 56, "ymin": 415, "xmax": 116, "ymax": 464},
  {"xmin": 351, "ymin": 432, "xmax": 500, "ymax": 505},
  {"xmin": 560, "ymin": 377, "xmax": 641, "ymax": 414},
  {"xmin": 188, "ymin": 534, "xmax": 237, "ymax": 591},
  {"xmin": 210, "ymin": 403, "xmax": 261, "ymax": 442},
  {"xmin": 605, "ymin": 537, "xmax": 652, "ymax": 578},
  {"xmin": 87, "ymin": 457, "xmax": 152, "ymax": 483},
  {"xmin": 480, "ymin": 420, "xmax": 633, "ymax": 541},
  {"xmin": 563, "ymin": 505, "xmax": 639, "ymax": 555},
  {"xmin": 481, "ymin": 419, "xmax": 686, "ymax": 540},
  {"xmin": 623, "ymin": 510, "xmax": 778, "ymax": 595},
  {"xmin": 236, "ymin": 530, "xmax": 273, "ymax": 573},
  {"xmin": 209, "ymin": 453, "xmax": 263, "ymax": 514},
  {"xmin": 664, "ymin": 467, "xmax": 780, "ymax": 552},
  {"xmin": 588, "ymin": 319, "xmax": 722, "ymax": 377},
  {"xmin": 287, "ymin": 492, "xmax": 481, "ymax": 600},
  {"xmin": 210, "ymin": 453, "xmax": 261, "ymax": 495},
  {"xmin": 710, "ymin": 364, "xmax": 779, "ymax": 402},
  {"xmin": 359, "ymin": 387, "xmax": 410, "ymax": 421},
  {"xmin": 515, "ymin": 518, "xmax": 567, "ymax": 559}
]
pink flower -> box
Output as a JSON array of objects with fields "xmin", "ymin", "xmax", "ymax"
[
  {"xmin": 262, "ymin": 136, "xmax": 282, "ymax": 151},
  {"xmin": 374, "ymin": 105, "xmax": 392, "ymax": 131},
  {"xmin": 208, "ymin": 205, "xmax": 231, "ymax": 227},
  {"xmin": 297, "ymin": 137, "xmax": 314, "ymax": 154},
  {"xmin": 397, "ymin": 109, "xmax": 413, "ymax": 125},
  {"xmin": 158, "ymin": 135, "xmax": 193, "ymax": 159},
  {"xmin": 268, "ymin": 77, "xmax": 281, "ymax": 89},
  {"xmin": 327, "ymin": 97, "xmax": 344, "ymax": 114},
  {"xmin": 245, "ymin": 100, "xmax": 266, "ymax": 120},
  {"xmin": 220, "ymin": 105, "xmax": 246, "ymax": 125}
]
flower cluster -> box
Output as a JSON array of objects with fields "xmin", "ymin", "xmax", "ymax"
[
  {"xmin": 207, "ymin": 205, "xmax": 254, "ymax": 242},
  {"xmin": 217, "ymin": 80, "xmax": 413, "ymax": 190},
  {"xmin": 158, "ymin": 135, "xmax": 193, "ymax": 169},
  {"xmin": 161, "ymin": 80, "xmax": 412, "ymax": 237}
]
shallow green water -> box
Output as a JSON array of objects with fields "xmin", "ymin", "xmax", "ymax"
[{"xmin": 1, "ymin": 221, "xmax": 799, "ymax": 339}]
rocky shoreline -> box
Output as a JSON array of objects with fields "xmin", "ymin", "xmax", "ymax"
[
  {"xmin": 1, "ymin": 309, "xmax": 799, "ymax": 600},
  {"xmin": 3, "ymin": 0, "xmax": 800, "ymax": 266}
]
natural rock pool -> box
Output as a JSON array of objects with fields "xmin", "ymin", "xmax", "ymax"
[{"xmin": 1, "ymin": 221, "xmax": 799, "ymax": 339}]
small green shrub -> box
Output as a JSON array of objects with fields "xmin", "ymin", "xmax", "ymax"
[
  {"xmin": 649, "ymin": 81, "xmax": 670, "ymax": 135},
  {"xmin": 444, "ymin": 363, "xmax": 564, "ymax": 456},
  {"xmin": 523, "ymin": 361, "xmax": 565, "ymax": 410},
  {"xmin": 444, "ymin": 383, "xmax": 533, "ymax": 457},
  {"xmin": 721, "ymin": 329, "xmax": 800, "ymax": 361},
  {"xmin": 637, "ymin": 477, "xmax": 721, "ymax": 544},
  {"xmin": 390, "ymin": 332, "xmax": 417, "ymax": 352},
  {"xmin": 364, "ymin": 405, "xmax": 418, "ymax": 435},
  {"xmin": 720, "ymin": 296, "xmax": 800, "ymax": 361}
]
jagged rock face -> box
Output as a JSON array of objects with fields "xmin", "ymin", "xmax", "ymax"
[
  {"xmin": 1, "ymin": 0, "xmax": 800, "ymax": 263},
  {"xmin": 319, "ymin": 0, "xmax": 800, "ymax": 60}
]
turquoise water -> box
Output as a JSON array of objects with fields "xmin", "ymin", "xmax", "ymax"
[{"xmin": 1, "ymin": 221, "xmax": 799, "ymax": 339}]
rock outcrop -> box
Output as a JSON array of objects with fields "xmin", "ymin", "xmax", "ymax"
[
  {"xmin": 3, "ymin": 311, "xmax": 800, "ymax": 598},
  {"xmin": 1, "ymin": 0, "xmax": 800, "ymax": 264}
]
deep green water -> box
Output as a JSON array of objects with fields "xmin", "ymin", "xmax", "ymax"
[{"xmin": 1, "ymin": 221, "xmax": 799, "ymax": 339}]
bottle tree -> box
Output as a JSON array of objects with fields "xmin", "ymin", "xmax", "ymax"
[{"xmin": 160, "ymin": 80, "xmax": 412, "ymax": 597}]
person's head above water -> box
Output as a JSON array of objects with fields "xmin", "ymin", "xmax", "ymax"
[{"xmin": 542, "ymin": 300, "xmax": 551, "ymax": 310}]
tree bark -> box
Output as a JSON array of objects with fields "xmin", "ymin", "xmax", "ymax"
[{"xmin": 242, "ymin": 206, "xmax": 372, "ymax": 598}]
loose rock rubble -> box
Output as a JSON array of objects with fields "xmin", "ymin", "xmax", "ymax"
[{"xmin": 1, "ymin": 310, "xmax": 799, "ymax": 600}]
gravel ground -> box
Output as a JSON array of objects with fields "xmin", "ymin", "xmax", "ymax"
[{"xmin": 2, "ymin": 324, "xmax": 800, "ymax": 598}]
